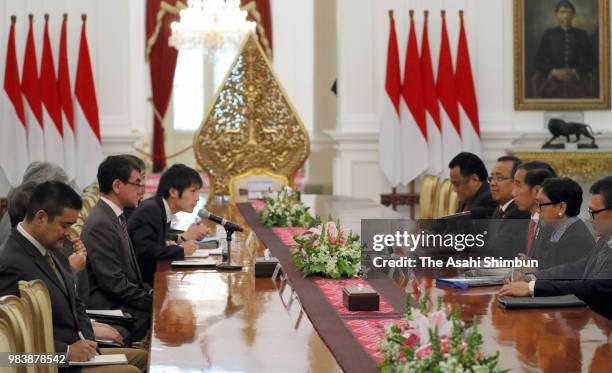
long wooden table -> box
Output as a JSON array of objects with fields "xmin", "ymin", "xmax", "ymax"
[{"xmin": 150, "ymin": 195, "xmax": 612, "ymax": 372}]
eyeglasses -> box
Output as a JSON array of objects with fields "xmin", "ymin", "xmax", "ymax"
[
  {"xmin": 588, "ymin": 206, "xmax": 612, "ymax": 219},
  {"xmin": 535, "ymin": 201, "xmax": 560, "ymax": 212},
  {"xmin": 487, "ymin": 176, "xmax": 513, "ymax": 183},
  {"xmin": 124, "ymin": 180, "xmax": 146, "ymax": 189}
]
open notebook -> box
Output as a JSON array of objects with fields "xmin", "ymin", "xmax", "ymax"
[{"xmin": 69, "ymin": 354, "xmax": 127, "ymax": 366}]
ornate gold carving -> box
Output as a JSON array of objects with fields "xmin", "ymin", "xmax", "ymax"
[
  {"xmin": 512, "ymin": 150, "xmax": 612, "ymax": 181},
  {"xmin": 193, "ymin": 33, "xmax": 310, "ymax": 200}
]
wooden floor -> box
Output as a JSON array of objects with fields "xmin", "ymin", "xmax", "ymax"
[{"xmin": 150, "ymin": 195, "xmax": 612, "ymax": 373}]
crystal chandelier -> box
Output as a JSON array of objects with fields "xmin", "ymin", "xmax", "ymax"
[{"xmin": 169, "ymin": 0, "xmax": 256, "ymax": 53}]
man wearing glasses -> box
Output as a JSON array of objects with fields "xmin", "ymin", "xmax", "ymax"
[
  {"xmin": 81, "ymin": 156, "xmax": 153, "ymax": 342},
  {"xmin": 487, "ymin": 156, "xmax": 531, "ymax": 258},
  {"xmin": 499, "ymin": 176, "xmax": 612, "ymax": 320}
]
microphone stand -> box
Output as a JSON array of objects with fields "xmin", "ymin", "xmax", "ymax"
[{"xmin": 217, "ymin": 227, "xmax": 243, "ymax": 270}]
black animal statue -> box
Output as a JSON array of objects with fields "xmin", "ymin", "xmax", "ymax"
[{"xmin": 543, "ymin": 118, "xmax": 599, "ymax": 149}]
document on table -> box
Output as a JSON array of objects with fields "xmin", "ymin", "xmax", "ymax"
[{"xmin": 171, "ymin": 258, "xmax": 217, "ymax": 267}]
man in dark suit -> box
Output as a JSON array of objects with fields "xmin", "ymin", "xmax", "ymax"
[
  {"xmin": 81, "ymin": 156, "xmax": 151, "ymax": 341},
  {"xmin": 128, "ymin": 164, "xmax": 209, "ymax": 285},
  {"xmin": 448, "ymin": 152, "xmax": 497, "ymax": 218},
  {"xmin": 500, "ymin": 175, "xmax": 612, "ymax": 320},
  {"xmin": 512, "ymin": 162, "xmax": 557, "ymax": 257},
  {"xmin": 487, "ymin": 156, "xmax": 531, "ymax": 258},
  {"xmin": 0, "ymin": 181, "xmax": 146, "ymax": 371}
]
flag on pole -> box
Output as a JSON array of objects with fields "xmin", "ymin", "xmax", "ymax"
[
  {"xmin": 421, "ymin": 11, "xmax": 443, "ymax": 175},
  {"xmin": 75, "ymin": 14, "xmax": 103, "ymax": 189},
  {"xmin": 41, "ymin": 14, "xmax": 65, "ymax": 169},
  {"xmin": 59, "ymin": 14, "xmax": 76, "ymax": 181},
  {"xmin": 1, "ymin": 16, "xmax": 29, "ymax": 185},
  {"xmin": 22, "ymin": 14, "xmax": 45, "ymax": 163},
  {"xmin": 456, "ymin": 10, "xmax": 481, "ymax": 156},
  {"xmin": 436, "ymin": 11, "xmax": 462, "ymax": 170},
  {"xmin": 399, "ymin": 11, "xmax": 428, "ymax": 185},
  {"xmin": 379, "ymin": 10, "xmax": 402, "ymax": 187}
]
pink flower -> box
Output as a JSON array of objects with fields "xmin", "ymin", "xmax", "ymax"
[
  {"xmin": 325, "ymin": 222, "xmax": 338, "ymax": 242},
  {"xmin": 300, "ymin": 249, "xmax": 307, "ymax": 258},
  {"xmin": 308, "ymin": 226, "xmax": 322, "ymax": 237},
  {"xmin": 415, "ymin": 339, "xmax": 452, "ymax": 358},
  {"xmin": 430, "ymin": 310, "xmax": 452, "ymax": 338}
]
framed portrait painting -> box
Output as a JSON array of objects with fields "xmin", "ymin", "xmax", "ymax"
[{"xmin": 514, "ymin": 0, "xmax": 610, "ymax": 110}]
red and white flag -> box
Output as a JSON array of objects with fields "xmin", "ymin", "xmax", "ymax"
[
  {"xmin": 59, "ymin": 14, "xmax": 77, "ymax": 181},
  {"xmin": 22, "ymin": 15, "xmax": 45, "ymax": 163},
  {"xmin": 379, "ymin": 11, "xmax": 402, "ymax": 187},
  {"xmin": 436, "ymin": 11, "xmax": 461, "ymax": 170},
  {"xmin": 456, "ymin": 11, "xmax": 481, "ymax": 156},
  {"xmin": 41, "ymin": 14, "xmax": 65, "ymax": 169},
  {"xmin": 399, "ymin": 12, "xmax": 428, "ymax": 184},
  {"xmin": 1, "ymin": 16, "xmax": 29, "ymax": 185},
  {"xmin": 75, "ymin": 15, "xmax": 103, "ymax": 189},
  {"xmin": 421, "ymin": 11, "xmax": 443, "ymax": 175}
]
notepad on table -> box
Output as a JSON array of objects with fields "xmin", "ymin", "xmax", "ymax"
[
  {"xmin": 69, "ymin": 354, "xmax": 127, "ymax": 366},
  {"xmin": 498, "ymin": 294, "xmax": 586, "ymax": 309},
  {"xmin": 202, "ymin": 247, "xmax": 223, "ymax": 256},
  {"xmin": 436, "ymin": 276, "xmax": 505, "ymax": 288},
  {"xmin": 171, "ymin": 258, "xmax": 216, "ymax": 267},
  {"xmin": 189, "ymin": 249, "xmax": 210, "ymax": 258}
]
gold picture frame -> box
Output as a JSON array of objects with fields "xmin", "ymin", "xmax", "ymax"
[{"xmin": 514, "ymin": 0, "xmax": 610, "ymax": 110}]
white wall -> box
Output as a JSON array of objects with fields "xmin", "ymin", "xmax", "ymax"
[
  {"xmin": 331, "ymin": 0, "xmax": 612, "ymax": 201},
  {"xmin": 0, "ymin": 0, "xmax": 145, "ymax": 194}
]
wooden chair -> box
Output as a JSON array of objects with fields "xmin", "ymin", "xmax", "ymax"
[
  {"xmin": 228, "ymin": 168, "xmax": 289, "ymax": 204},
  {"xmin": 448, "ymin": 190, "xmax": 460, "ymax": 215},
  {"xmin": 18, "ymin": 280, "xmax": 57, "ymax": 373},
  {"xmin": 0, "ymin": 295, "xmax": 36, "ymax": 373},
  {"xmin": 0, "ymin": 318, "xmax": 18, "ymax": 373},
  {"xmin": 435, "ymin": 179, "xmax": 452, "ymax": 217},
  {"xmin": 418, "ymin": 175, "xmax": 439, "ymax": 219}
]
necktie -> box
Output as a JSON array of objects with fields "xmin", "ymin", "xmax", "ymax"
[
  {"xmin": 495, "ymin": 207, "xmax": 504, "ymax": 219},
  {"xmin": 46, "ymin": 252, "xmax": 67, "ymax": 293},
  {"xmin": 526, "ymin": 220, "xmax": 537, "ymax": 256},
  {"xmin": 119, "ymin": 214, "xmax": 130, "ymax": 242},
  {"xmin": 119, "ymin": 214, "xmax": 143, "ymax": 282}
]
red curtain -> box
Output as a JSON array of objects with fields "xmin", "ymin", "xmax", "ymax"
[
  {"xmin": 146, "ymin": 0, "xmax": 272, "ymax": 172},
  {"xmin": 146, "ymin": 0, "xmax": 181, "ymax": 172},
  {"xmin": 241, "ymin": 0, "xmax": 273, "ymax": 59}
]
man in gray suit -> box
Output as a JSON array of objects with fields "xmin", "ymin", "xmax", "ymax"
[{"xmin": 81, "ymin": 156, "xmax": 151, "ymax": 341}]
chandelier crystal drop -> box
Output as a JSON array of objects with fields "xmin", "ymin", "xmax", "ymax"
[{"xmin": 169, "ymin": 0, "xmax": 256, "ymax": 53}]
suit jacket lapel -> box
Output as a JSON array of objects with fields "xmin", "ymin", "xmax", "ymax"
[
  {"xmin": 49, "ymin": 251, "xmax": 83, "ymax": 330},
  {"xmin": 156, "ymin": 196, "xmax": 169, "ymax": 241},
  {"xmin": 583, "ymin": 237, "xmax": 610, "ymax": 278},
  {"xmin": 97, "ymin": 200, "xmax": 143, "ymax": 282},
  {"xmin": 15, "ymin": 231, "xmax": 70, "ymax": 297}
]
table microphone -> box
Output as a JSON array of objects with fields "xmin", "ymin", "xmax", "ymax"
[{"xmin": 198, "ymin": 209, "xmax": 244, "ymax": 232}]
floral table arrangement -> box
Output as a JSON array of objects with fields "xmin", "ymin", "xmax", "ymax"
[
  {"xmin": 379, "ymin": 292, "xmax": 506, "ymax": 373},
  {"xmin": 258, "ymin": 186, "xmax": 313, "ymax": 228},
  {"xmin": 292, "ymin": 221, "xmax": 362, "ymax": 279}
]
